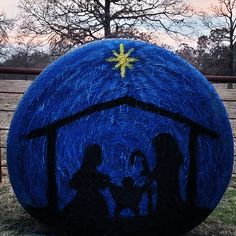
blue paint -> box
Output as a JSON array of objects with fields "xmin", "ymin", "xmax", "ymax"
[{"xmin": 7, "ymin": 39, "xmax": 234, "ymax": 233}]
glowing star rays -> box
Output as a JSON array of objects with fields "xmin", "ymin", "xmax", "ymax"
[{"xmin": 106, "ymin": 43, "xmax": 138, "ymax": 78}]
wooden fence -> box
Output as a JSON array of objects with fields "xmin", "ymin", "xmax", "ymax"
[{"xmin": 0, "ymin": 70, "xmax": 236, "ymax": 182}]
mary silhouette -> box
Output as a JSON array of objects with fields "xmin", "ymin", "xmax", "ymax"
[
  {"xmin": 130, "ymin": 134, "xmax": 184, "ymax": 218},
  {"xmin": 149, "ymin": 133, "xmax": 188, "ymax": 232},
  {"xmin": 62, "ymin": 144, "xmax": 111, "ymax": 233}
]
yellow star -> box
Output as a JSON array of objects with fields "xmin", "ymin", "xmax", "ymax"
[{"xmin": 106, "ymin": 43, "xmax": 138, "ymax": 78}]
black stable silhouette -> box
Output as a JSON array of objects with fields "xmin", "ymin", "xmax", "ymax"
[
  {"xmin": 25, "ymin": 96, "xmax": 218, "ymax": 235},
  {"xmin": 26, "ymin": 96, "xmax": 218, "ymax": 212}
]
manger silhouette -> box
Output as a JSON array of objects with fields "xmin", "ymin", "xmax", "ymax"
[{"xmin": 26, "ymin": 95, "xmax": 218, "ymax": 226}]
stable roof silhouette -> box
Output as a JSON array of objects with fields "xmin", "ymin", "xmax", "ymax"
[{"xmin": 27, "ymin": 95, "xmax": 218, "ymax": 139}]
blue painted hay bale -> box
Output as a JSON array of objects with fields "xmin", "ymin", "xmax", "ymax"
[{"xmin": 7, "ymin": 39, "xmax": 234, "ymax": 235}]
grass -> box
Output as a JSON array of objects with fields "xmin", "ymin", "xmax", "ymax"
[
  {"xmin": 187, "ymin": 176, "xmax": 236, "ymax": 236},
  {"xmin": 0, "ymin": 176, "xmax": 235, "ymax": 236},
  {"xmin": 211, "ymin": 188, "xmax": 236, "ymax": 225}
]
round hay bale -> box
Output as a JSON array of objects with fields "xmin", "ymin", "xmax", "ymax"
[{"xmin": 7, "ymin": 39, "xmax": 234, "ymax": 235}]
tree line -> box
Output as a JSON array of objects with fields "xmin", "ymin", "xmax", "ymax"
[{"xmin": 0, "ymin": 0, "xmax": 236, "ymax": 78}]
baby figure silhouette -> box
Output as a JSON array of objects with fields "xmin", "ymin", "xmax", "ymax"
[{"xmin": 110, "ymin": 176, "xmax": 148, "ymax": 218}]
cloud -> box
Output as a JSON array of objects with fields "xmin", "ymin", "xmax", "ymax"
[{"xmin": 189, "ymin": 0, "xmax": 215, "ymax": 9}]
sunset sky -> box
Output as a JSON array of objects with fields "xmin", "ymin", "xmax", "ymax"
[
  {"xmin": 0, "ymin": 0, "xmax": 218, "ymax": 48},
  {"xmin": 0, "ymin": 0, "xmax": 217, "ymax": 17}
]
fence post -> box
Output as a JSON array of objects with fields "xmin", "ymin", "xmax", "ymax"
[{"xmin": 0, "ymin": 133, "xmax": 2, "ymax": 183}]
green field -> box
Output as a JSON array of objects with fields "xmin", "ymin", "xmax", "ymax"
[{"xmin": 0, "ymin": 177, "xmax": 235, "ymax": 236}]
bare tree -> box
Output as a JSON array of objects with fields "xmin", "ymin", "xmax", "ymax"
[
  {"xmin": 202, "ymin": 0, "xmax": 236, "ymax": 87},
  {"xmin": 19, "ymin": 0, "xmax": 193, "ymax": 53},
  {"xmin": 0, "ymin": 12, "xmax": 13, "ymax": 57},
  {"xmin": 176, "ymin": 43, "xmax": 197, "ymax": 67},
  {"xmin": 0, "ymin": 12, "xmax": 11, "ymax": 43}
]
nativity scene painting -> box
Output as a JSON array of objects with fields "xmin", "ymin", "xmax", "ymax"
[{"xmin": 21, "ymin": 96, "xmax": 221, "ymax": 235}]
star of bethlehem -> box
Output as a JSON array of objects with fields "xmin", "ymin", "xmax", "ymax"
[{"xmin": 106, "ymin": 43, "xmax": 138, "ymax": 78}]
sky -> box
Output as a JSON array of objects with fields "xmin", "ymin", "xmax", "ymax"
[
  {"xmin": 0, "ymin": 0, "xmax": 19, "ymax": 17},
  {"xmin": 190, "ymin": 0, "xmax": 216, "ymax": 9},
  {"xmin": 0, "ymin": 0, "xmax": 217, "ymax": 18},
  {"xmin": 0, "ymin": 0, "xmax": 217, "ymax": 48}
]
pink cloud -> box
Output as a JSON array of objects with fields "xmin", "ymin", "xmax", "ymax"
[{"xmin": 190, "ymin": 0, "xmax": 216, "ymax": 10}]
